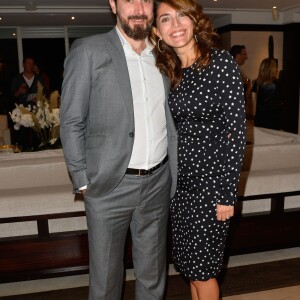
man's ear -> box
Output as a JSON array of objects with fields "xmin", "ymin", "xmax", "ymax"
[{"xmin": 109, "ymin": 0, "xmax": 117, "ymax": 14}]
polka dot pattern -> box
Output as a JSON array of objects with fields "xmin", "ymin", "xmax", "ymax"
[{"xmin": 168, "ymin": 49, "xmax": 246, "ymax": 281}]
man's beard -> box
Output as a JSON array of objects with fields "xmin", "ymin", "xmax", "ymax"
[{"xmin": 117, "ymin": 11, "xmax": 153, "ymax": 40}]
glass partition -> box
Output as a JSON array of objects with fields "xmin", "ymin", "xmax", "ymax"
[
  {"xmin": 0, "ymin": 28, "xmax": 18, "ymax": 114},
  {"xmin": 22, "ymin": 38, "xmax": 65, "ymax": 93}
]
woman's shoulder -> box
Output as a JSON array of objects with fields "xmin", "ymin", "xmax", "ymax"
[
  {"xmin": 211, "ymin": 48, "xmax": 233, "ymax": 59},
  {"xmin": 211, "ymin": 48, "xmax": 235, "ymax": 65},
  {"xmin": 209, "ymin": 48, "xmax": 237, "ymax": 72}
]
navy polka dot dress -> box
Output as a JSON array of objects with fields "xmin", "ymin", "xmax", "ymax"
[{"xmin": 168, "ymin": 49, "xmax": 246, "ymax": 281}]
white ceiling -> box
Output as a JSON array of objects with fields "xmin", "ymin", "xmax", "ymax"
[{"xmin": 0, "ymin": 0, "xmax": 299, "ymax": 27}]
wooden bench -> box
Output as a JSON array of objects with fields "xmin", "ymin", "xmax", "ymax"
[{"xmin": 1, "ymin": 191, "xmax": 300, "ymax": 284}]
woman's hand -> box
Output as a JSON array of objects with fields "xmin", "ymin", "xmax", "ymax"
[{"xmin": 216, "ymin": 204, "xmax": 234, "ymax": 221}]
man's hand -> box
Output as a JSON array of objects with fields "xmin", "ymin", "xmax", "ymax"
[
  {"xmin": 216, "ymin": 204, "xmax": 234, "ymax": 221},
  {"xmin": 74, "ymin": 189, "xmax": 86, "ymax": 201},
  {"xmin": 79, "ymin": 189, "xmax": 86, "ymax": 195},
  {"xmin": 15, "ymin": 83, "xmax": 27, "ymax": 97}
]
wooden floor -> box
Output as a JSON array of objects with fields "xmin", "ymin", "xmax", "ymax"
[{"xmin": 1, "ymin": 257, "xmax": 300, "ymax": 299}]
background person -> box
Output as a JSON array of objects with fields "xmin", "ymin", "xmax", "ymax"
[
  {"xmin": 229, "ymin": 44, "xmax": 252, "ymax": 105},
  {"xmin": 60, "ymin": 0, "xmax": 177, "ymax": 299},
  {"xmin": 10, "ymin": 56, "xmax": 46, "ymax": 108},
  {"xmin": 34, "ymin": 60, "xmax": 50, "ymax": 95},
  {"xmin": 152, "ymin": 0, "xmax": 246, "ymax": 299},
  {"xmin": 251, "ymin": 58, "xmax": 283, "ymax": 130},
  {"xmin": 10, "ymin": 56, "xmax": 46, "ymax": 150}
]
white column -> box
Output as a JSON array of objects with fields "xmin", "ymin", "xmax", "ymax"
[
  {"xmin": 64, "ymin": 26, "xmax": 70, "ymax": 56},
  {"xmin": 16, "ymin": 27, "xmax": 23, "ymax": 72}
]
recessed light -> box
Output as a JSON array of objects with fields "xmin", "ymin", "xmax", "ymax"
[
  {"xmin": 272, "ymin": 6, "xmax": 279, "ymax": 20},
  {"xmin": 71, "ymin": 16, "xmax": 75, "ymax": 20}
]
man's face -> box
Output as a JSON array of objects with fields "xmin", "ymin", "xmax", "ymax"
[
  {"xmin": 109, "ymin": 0, "xmax": 154, "ymax": 40},
  {"xmin": 23, "ymin": 58, "xmax": 35, "ymax": 73},
  {"xmin": 236, "ymin": 48, "xmax": 248, "ymax": 66}
]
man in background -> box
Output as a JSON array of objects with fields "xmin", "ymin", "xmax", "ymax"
[
  {"xmin": 230, "ymin": 45, "xmax": 252, "ymax": 106},
  {"xmin": 10, "ymin": 56, "xmax": 46, "ymax": 108},
  {"xmin": 10, "ymin": 56, "xmax": 46, "ymax": 150}
]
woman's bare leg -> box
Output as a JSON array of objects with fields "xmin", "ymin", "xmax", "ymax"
[
  {"xmin": 190, "ymin": 278, "xmax": 219, "ymax": 300},
  {"xmin": 190, "ymin": 281, "xmax": 199, "ymax": 300}
]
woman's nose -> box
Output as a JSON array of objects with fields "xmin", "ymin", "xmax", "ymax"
[{"xmin": 172, "ymin": 17, "xmax": 180, "ymax": 27}]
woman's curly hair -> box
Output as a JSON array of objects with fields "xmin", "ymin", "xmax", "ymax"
[{"xmin": 151, "ymin": 0, "xmax": 219, "ymax": 88}]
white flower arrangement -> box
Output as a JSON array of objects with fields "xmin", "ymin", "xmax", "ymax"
[{"xmin": 10, "ymin": 82, "xmax": 61, "ymax": 148}]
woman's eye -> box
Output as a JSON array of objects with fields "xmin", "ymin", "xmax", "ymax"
[
  {"xmin": 178, "ymin": 12, "xmax": 186, "ymax": 17},
  {"xmin": 161, "ymin": 17, "xmax": 170, "ymax": 23}
]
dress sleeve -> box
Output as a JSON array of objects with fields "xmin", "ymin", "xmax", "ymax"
[{"xmin": 217, "ymin": 50, "xmax": 246, "ymax": 206}]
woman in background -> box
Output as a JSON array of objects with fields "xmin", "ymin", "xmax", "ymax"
[
  {"xmin": 152, "ymin": 0, "xmax": 246, "ymax": 299},
  {"xmin": 251, "ymin": 58, "xmax": 283, "ymax": 130}
]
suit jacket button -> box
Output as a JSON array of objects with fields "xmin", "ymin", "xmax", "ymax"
[{"xmin": 129, "ymin": 132, "xmax": 134, "ymax": 137}]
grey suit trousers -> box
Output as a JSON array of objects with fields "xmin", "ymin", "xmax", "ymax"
[{"xmin": 84, "ymin": 162, "xmax": 171, "ymax": 300}]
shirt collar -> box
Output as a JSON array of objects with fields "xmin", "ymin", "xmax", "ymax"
[{"xmin": 115, "ymin": 26, "xmax": 154, "ymax": 55}]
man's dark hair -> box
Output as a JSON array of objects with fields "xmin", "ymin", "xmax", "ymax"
[
  {"xmin": 229, "ymin": 45, "xmax": 246, "ymax": 59},
  {"xmin": 23, "ymin": 56, "xmax": 35, "ymax": 64}
]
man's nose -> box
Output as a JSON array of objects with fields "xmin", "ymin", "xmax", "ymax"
[{"xmin": 134, "ymin": 1, "xmax": 145, "ymax": 14}]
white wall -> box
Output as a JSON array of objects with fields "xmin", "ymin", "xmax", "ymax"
[{"xmin": 221, "ymin": 31, "xmax": 284, "ymax": 82}]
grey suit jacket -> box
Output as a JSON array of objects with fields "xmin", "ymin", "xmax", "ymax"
[{"xmin": 60, "ymin": 28, "xmax": 177, "ymax": 198}]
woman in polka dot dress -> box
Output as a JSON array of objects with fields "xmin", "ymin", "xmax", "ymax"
[{"xmin": 152, "ymin": 0, "xmax": 246, "ymax": 299}]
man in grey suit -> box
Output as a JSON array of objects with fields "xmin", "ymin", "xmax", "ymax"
[{"xmin": 60, "ymin": 0, "xmax": 177, "ymax": 299}]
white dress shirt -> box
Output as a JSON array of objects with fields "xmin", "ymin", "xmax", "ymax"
[
  {"xmin": 23, "ymin": 75, "xmax": 34, "ymax": 87},
  {"xmin": 116, "ymin": 27, "xmax": 168, "ymax": 170}
]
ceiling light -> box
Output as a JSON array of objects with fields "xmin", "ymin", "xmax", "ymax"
[
  {"xmin": 272, "ymin": 6, "xmax": 279, "ymax": 21},
  {"xmin": 71, "ymin": 16, "xmax": 75, "ymax": 20}
]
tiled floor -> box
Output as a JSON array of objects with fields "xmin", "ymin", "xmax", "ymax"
[
  {"xmin": 0, "ymin": 247, "xmax": 299, "ymax": 299},
  {"xmin": 223, "ymin": 285, "xmax": 300, "ymax": 300}
]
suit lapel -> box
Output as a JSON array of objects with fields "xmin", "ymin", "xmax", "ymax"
[
  {"xmin": 104, "ymin": 29, "xmax": 172, "ymax": 127},
  {"xmin": 162, "ymin": 74, "xmax": 170, "ymax": 102},
  {"xmin": 162, "ymin": 74, "xmax": 177, "ymax": 135},
  {"xmin": 105, "ymin": 28, "xmax": 134, "ymax": 117}
]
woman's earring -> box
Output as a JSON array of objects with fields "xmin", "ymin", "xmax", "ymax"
[
  {"xmin": 157, "ymin": 39, "xmax": 166, "ymax": 53},
  {"xmin": 194, "ymin": 34, "xmax": 199, "ymax": 43}
]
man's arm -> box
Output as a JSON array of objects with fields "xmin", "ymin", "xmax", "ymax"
[{"xmin": 60, "ymin": 39, "xmax": 91, "ymax": 192}]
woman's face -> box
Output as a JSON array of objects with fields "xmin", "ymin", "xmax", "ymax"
[{"xmin": 154, "ymin": 3, "xmax": 195, "ymax": 54}]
